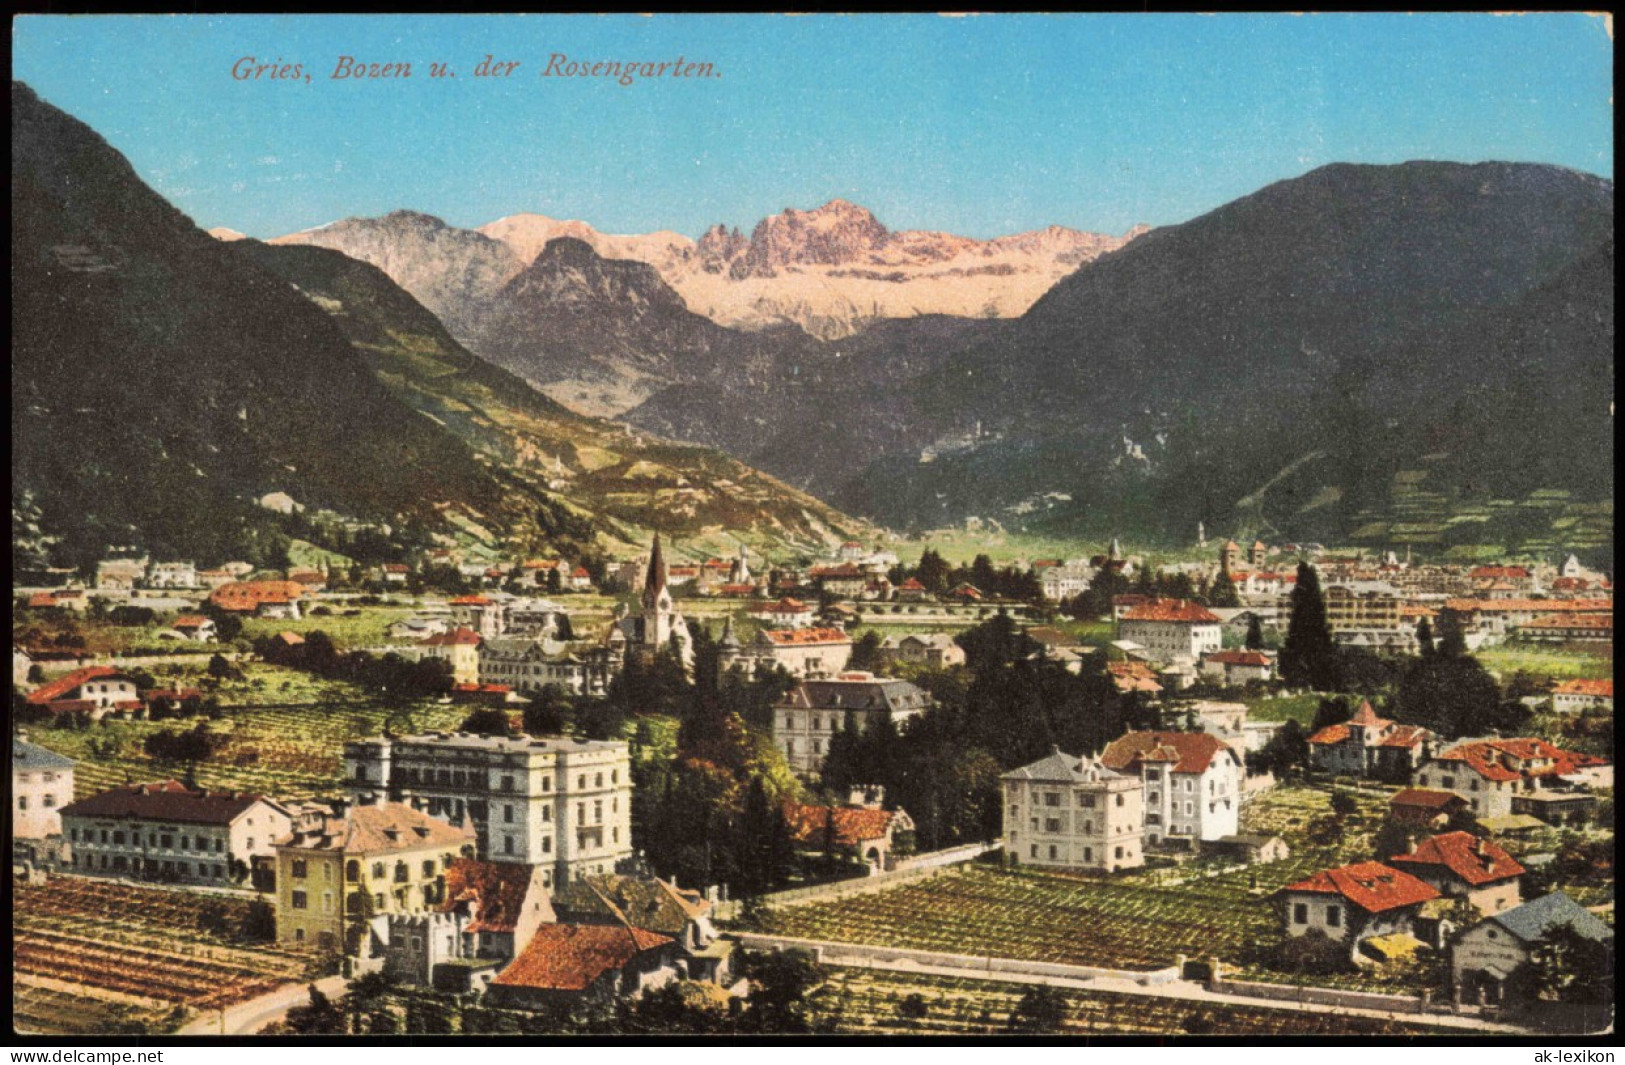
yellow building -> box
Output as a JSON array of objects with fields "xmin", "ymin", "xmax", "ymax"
[
  {"xmin": 420, "ymin": 628, "xmax": 482, "ymax": 685},
  {"xmin": 273, "ymin": 802, "xmax": 475, "ymax": 955}
]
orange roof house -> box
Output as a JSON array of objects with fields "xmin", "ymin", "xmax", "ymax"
[
  {"xmin": 489, "ymin": 924, "xmax": 675, "ymax": 1004},
  {"xmin": 1390, "ymin": 831, "xmax": 1524, "ymax": 890},
  {"xmin": 209, "ymin": 580, "xmax": 305, "ymax": 614},
  {"xmin": 1280, "ymin": 860, "xmax": 1440, "ymax": 914}
]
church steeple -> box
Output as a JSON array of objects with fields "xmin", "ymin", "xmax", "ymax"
[{"xmin": 642, "ymin": 532, "xmax": 668, "ymax": 611}]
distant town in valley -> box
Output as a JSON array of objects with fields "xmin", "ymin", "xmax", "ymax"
[{"xmin": 10, "ymin": 13, "xmax": 1614, "ymax": 1042}]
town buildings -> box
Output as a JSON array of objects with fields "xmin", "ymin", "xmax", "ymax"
[
  {"xmin": 344, "ymin": 732, "xmax": 634, "ymax": 889},
  {"xmin": 1100, "ymin": 731, "xmax": 1243, "ymax": 845},
  {"xmin": 12, "ymin": 734, "xmax": 75, "ymax": 861},
  {"xmin": 1276, "ymin": 860, "xmax": 1440, "ymax": 954},
  {"xmin": 61, "ymin": 781, "xmax": 293, "ymax": 886},
  {"xmin": 1117, "ymin": 599, "xmax": 1222, "ymax": 665},
  {"xmin": 1002, "ymin": 748, "xmax": 1145, "ymax": 873},
  {"xmin": 770, "ymin": 672, "xmax": 930, "ymax": 775},
  {"xmin": 1413, "ymin": 738, "xmax": 1610, "ymax": 820},
  {"xmin": 605, "ymin": 534, "xmax": 693, "ymax": 675},
  {"xmin": 1306, "ymin": 701, "xmax": 1434, "ymax": 780},
  {"xmin": 1389, "ymin": 831, "xmax": 1524, "ymax": 916},
  {"xmin": 1450, "ymin": 892, "xmax": 1614, "ymax": 1008},
  {"xmin": 272, "ymin": 802, "xmax": 476, "ymax": 954},
  {"xmin": 25, "ymin": 666, "xmax": 142, "ymax": 721}
]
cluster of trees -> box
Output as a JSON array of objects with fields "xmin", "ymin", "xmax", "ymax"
[
  {"xmin": 823, "ymin": 613, "xmax": 1160, "ymax": 852},
  {"xmin": 889, "ymin": 549, "xmax": 1043, "ymax": 602},
  {"xmin": 253, "ymin": 631, "xmax": 454, "ymax": 702},
  {"xmin": 1060, "ymin": 561, "xmax": 1225, "ymax": 620},
  {"xmin": 142, "ymin": 721, "xmax": 225, "ymax": 764}
]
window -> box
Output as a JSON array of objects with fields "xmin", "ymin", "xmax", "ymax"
[
  {"xmin": 394, "ymin": 862, "xmax": 409, "ymax": 883},
  {"xmin": 500, "ymin": 775, "xmax": 514, "ymax": 792},
  {"xmin": 504, "ymin": 836, "xmax": 516, "ymax": 855},
  {"xmin": 292, "ymin": 859, "xmax": 308, "ymax": 879},
  {"xmin": 1115, "ymin": 794, "xmax": 1124, "ymax": 807},
  {"xmin": 611, "ymin": 770, "xmax": 618, "ymax": 784},
  {"xmin": 503, "ymin": 805, "xmax": 515, "ymax": 824},
  {"xmin": 1048, "ymin": 845, "xmax": 1058, "ymax": 859},
  {"xmin": 291, "ymin": 890, "xmax": 308, "ymax": 910},
  {"xmin": 161, "ymin": 834, "xmax": 174, "ymax": 848},
  {"xmin": 578, "ymin": 775, "xmax": 586, "ymax": 789},
  {"xmin": 372, "ymin": 862, "xmax": 385, "ymax": 878},
  {"xmin": 246, "ymin": 838, "xmax": 254, "ymax": 851},
  {"xmin": 542, "ymin": 776, "xmax": 551, "ymax": 792},
  {"xmin": 596, "ymin": 773, "xmax": 603, "ymax": 787},
  {"xmin": 295, "ymin": 928, "xmax": 306, "ymax": 943},
  {"xmin": 347, "ymin": 860, "xmax": 361, "ymax": 882},
  {"xmin": 43, "ymin": 795, "xmax": 55, "ymax": 808},
  {"xmin": 1045, "ymin": 819, "xmax": 1061, "ymax": 833},
  {"xmin": 1114, "ymin": 846, "xmax": 1123, "ymax": 859},
  {"xmin": 1029, "ymin": 845, "xmax": 1037, "ymax": 858},
  {"xmin": 1044, "ymin": 793, "xmax": 1059, "ymax": 807},
  {"xmin": 1083, "ymin": 847, "xmax": 1093, "ymax": 861},
  {"xmin": 1326, "ymin": 905, "xmax": 1341, "ymax": 928},
  {"xmin": 1293, "ymin": 903, "xmax": 1308, "ymax": 924},
  {"xmin": 423, "ymin": 860, "xmax": 435, "ymax": 877},
  {"xmin": 1080, "ymin": 795, "xmax": 1095, "ymax": 809},
  {"xmin": 195, "ymin": 835, "xmax": 206, "ymax": 850},
  {"xmin": 542, "ymin": 836, "xmax": 552, "ymax": 853},
  {"xmin": 594, "ymin": 801, "xmax": 603, "ymax": 823}
]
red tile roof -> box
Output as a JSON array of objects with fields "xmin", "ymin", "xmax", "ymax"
[
  {"xmin": 1390, "ymin": 831, "xmax": 1525, "ymax": 887},
  {"xmin": 1101, "ymin": 731, "xmax": 1235, "ymax": 775},
  {"xmin": 1307, "ymin": 724, "xmax": 1350, "ymax": 746},
  {"xmin": 450, "ymin": 595, "xmax": 492, "ymax": 605},
  {"xmin": 172, "ymin": 615, "xmax": 211, "ymax": 628},
  {"xmin": 1390, "ymin": 788, "xmax": 1467, "ymax": 811},
  {"xmin": 441, "ymin": 859, "xmax": 542, "ymax": 934},
  {"xmin": 782, "ymin": 803, "xmax": 897, "ymax": 846},
  {"xmin": 493, "ymin": 923, "xmax": 672, "ymax": 992},
  {"xmin": 1445, "ymin": 597, "xmax": 1612, "ymax": 614},
  {"xmin": 26, "ymin": 666, "xmax": 130, "ymax": 705},
  {"xmin": 1552, "ymin": 679, "xmax": 1612, "ymax": 698},
  {"xmin": 758, "ymin": 627, "xmax": 852, "ymax": 646},
  {"xmin": 209, "ymin": 581, "xmax": 305, "ymax": 612},
  {"xmin": 1205, "ymin": 650, "xmax": 1273, "ymax": 667},
  {"xmin": 60, "ymin": 780, "xmax": 273, "ymax": 826},
  {"xmin": 810, "ymin": 564, "xmax": 865, "ymax": 579},
  {"xmin": 1522, "ymin": 613, "xmax": 1612, "ymax": 632},
  {"xmin": 1469, "ymin": 566, "xmax": 1532, "ymax": 580},
  {"xmin": 1348, "ymin": 700, "xmax": 1389, "ymax": 728},
  {"xmin": 1379, "ymin": 724, "xmax": 1432, "ymax": 749},
  {"xmin": 26, "ymin": 593, "xmax": 57, "ymax": 608},
  {"xmin": 1121, "ymin": 599, "xmax": 1221, "ymax": 624},
  {"xmin": 898, "ymin": 578, "xmax": 927, "ymax": 591},
  {"xmin": 1280, "ymin": 861, "xmax": 1440, "ymax": 913},
  {"xmin": 1434, "ymin": 738, "xmax": 1608, "ymax": 783},
  {"xmin": 277, "ymin": 802, "xmax": 473, "ymax": 854},
  {"xmin": 424, "ymin": 628, "xmax": 482, "ymax": 647}
]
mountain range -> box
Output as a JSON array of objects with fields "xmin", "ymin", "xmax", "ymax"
[
  {"xmin": 11, "ymin": 81, "xmax": 874, "ymax": 571},
  {"xmin": 17, "ymin": 76, "xmax": 1614, "ymax": 565}
]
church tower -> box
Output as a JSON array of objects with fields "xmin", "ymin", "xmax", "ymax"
[{"xmin": 642, "ymin": 532, "xmax": 675, "ymax": 650}]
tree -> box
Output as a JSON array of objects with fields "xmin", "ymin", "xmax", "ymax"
[
  {"xmin": 1393, "ymin": 653, "xmax": 1499, "ymax": 739},
  {"xmin": 1252, "ymin": 719, "xmax": 1309, "ymax": 777},
  {"xmin": 847, "ymin": 630, "xmax": 885, "ymax": 673},
  {"xmin": 458, "ymin": 707, "xmax": 512, "ymax": 736},
  {"xmin": 897, "ymin": 993, "xmax": 930, "ymax": 1023},
  {"xmin": 283, "ymin": 985, "xmax": 345, "ymax": 1035},
  {"xmin": 1522, "ymin": 922, "xmax": 1613, "ymax": 1006},
  {"xmin": 1280, "ymin": 562, "xmax": 1341, "ymax": 691},
  {"xmin": 1245, "ymin": 614, "xmax": 1265, "ymax": 652},
  {"xmin": 1415, "ymin": 617, "xmax": 1436, "ymax": 657},
  {"xmin": 1436, "ymin": 610, "xmax": 1469, "ymax": 658},
  {"xmin": 1208, "ymin": 565, "xmax": 1241, "ymax": 609},
  {"xmin": 736, "ymin": 949, "xmax": 827, "ymax": 1033},
  {"xmin": 1005, "ymin": 985, "xmax": 1067, "ymax": 1033}
]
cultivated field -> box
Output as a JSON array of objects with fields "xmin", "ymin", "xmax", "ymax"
[{"xmin": 12, "ymin": 875, "xmax": 325, "ymax": 1035}]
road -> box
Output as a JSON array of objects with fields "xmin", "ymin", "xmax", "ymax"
[
  {"xmin": 175, "ymin": 975, "xmax": 347, "ymax": 1036},
  {"xmin": 844, "ymin": 954, "xmax": 1538, "ymax": 1034}
]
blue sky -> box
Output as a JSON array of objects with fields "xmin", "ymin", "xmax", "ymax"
[{"xmin": 13, "ymin": 13, "xmax": 1614, "ymax": 240}]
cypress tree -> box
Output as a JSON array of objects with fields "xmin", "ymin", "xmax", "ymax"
[
  {"xmin": 1281, "ymin": 561, "xmax": 1339, "ymax": 691},
  {"xmin": 1416, "ymin": 617, "xmax": 1435, "ymax": 657},
  {"xmin": 1245, "ymin": 614, "xmax": 1265, "ymax": 651}
]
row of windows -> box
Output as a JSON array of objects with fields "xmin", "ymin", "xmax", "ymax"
[
  {"xmin": 15, "ymin": 772, "xmax": 64, "ymax": 784},
  {"xmin": 15, "ymin": 794, "xmax": 58, "ymax": 810},
  {"xmin": 74, "ymin": 853, "xmax": 224, "ymax": 878},
  {"xmin": 1292, "ymin": 902, "xmax": 1341, "ymax": 927},
  {"xmin": 1027, "ymin": 843, "xmax": 1129, "ymax": 862},
  {"xmin": 71, "ymin": 827, "xmax": 230, "ymax": 851}
]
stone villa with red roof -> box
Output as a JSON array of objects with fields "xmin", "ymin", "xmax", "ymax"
[
  {"xmin": 1002, "ymin": 748, "xmax": 1145, "ymax": 873},
  {"xmin": 1276, "ymin": 860, "xmax": 1440, "ymax": 954},
  {"xmin": 1414, "ymin": 738, "xmax": 1610, "ymax": 819},
  {"xmin": 783, "ymin": 796, "xmax": 915, "ymax": 873},
  {"xmin": 1100, "ymin": 730, "xmax": 1243, "ymax": 845},
  {"xmin": 1390, "ymin": 831, "xmax": 1524, "ymax": 916},
  {"xmin": 25, "ymin": 665, "xmax": 142, "ymax": 721},
  {"xmin": 272, "ymin": 802, "xmax": 476, "ymax": 955},
  {"xmin": 1200, "ymin": 649, "xmax": 1276, "ymax": 686},
  {"xmin": 208, "ymin": 579, "xmax": 305, "ymax": 619},
  {"xmin": 419, "ymin": 627, "xmax": 482, "ymax": 685},
  {"xmin": 377, "ymin": 858, "xmax": 555, "ymax": 989},
  {"xmin": 1388, "ymin": 788, "xmax": 1471, "ymax": 831},
  {"xmin": 1306, "ymin": 700, "xmax": 1435, "ymax": 780},
  {"xmin": 748, "ymin": 626, "xmax": 854, "ymax": 680},
  {"xmin": 486, "ymin": 923, "xmax": 679, "ymax": 1009},
  {"xmin": 1549, "ymin": 678, "xmax": 1612, "ymax": 714},
  {"xmin": 62, "ymin": 781, "xmax": 294, "ymax": 887},
  {"xmin": 1117, "ymin": 599, "xmax": 1222, "ymax": 664}
]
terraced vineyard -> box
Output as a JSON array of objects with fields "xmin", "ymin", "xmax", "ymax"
[
  {"xmin": 37, "ymin": 666, "xmax": 471, "ymax": 800},
  {"xmin": 752, "ymin": 864, "xmax": 1274, "ymax": 971},
  {"xmin": 750, "ymin": 786, "xmax": 1394, "ymax": 974},
  {"xmin": 809, "ymin": 970, "xmax": 1460, "ymax": 1036},
  {"xmin": 13, "ymin": 875, "xmax": 324, "ymax": 1035}
]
